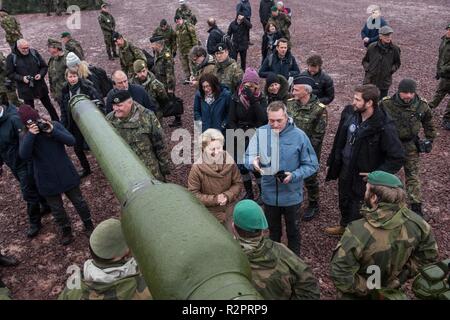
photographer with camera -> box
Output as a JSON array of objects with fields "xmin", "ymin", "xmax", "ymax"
[
  {"xmin": 244, "ymin": 101, "xmax": 318, "ymax": 256},
  {"xmin": 6, "ymin": 39, "xmax": 59, "ymax": 121},
  {"xmin": 380, "ymin": 78, "xmax": 436, "ymax": 216},
  {"xmin": 18, "ymin": 105, "xmax": 94, "ymax": 246}
]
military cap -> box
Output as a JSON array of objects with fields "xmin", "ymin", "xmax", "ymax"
[
  {"xmin": 133, "ymin": 59, "xmax": 147, "ymax": 73},
  {"xmin": 174, "ymin": 15, "xmax": 182, "ymax": 21},
  {"xmin": 47, "ymin": 38, "xmax": 63, "ymax": 50},
  {"xmin": 110, "ymin": 89, "xmax": 132, "ymax": 104},
  {"xmin": 213, "ymin": 42, "xmax": 228, "ymax": 54},
  {"xmin": 233, "ymin": 200, "xmax": 268, "ymax": 232},
  {"xmin": 293, "ymin": 75, "xmax": 316, "ymax": 87},
  {"xmin": 89, "ymin": 218, "xmax": 128, "ymax": 260},
  {"xmin": 271, "ymin": 5, "xmax": 278, "ymax": 12},
  {"xmin": 60, "ymin": 31, "xmax": 71, "ymax": 38},
  {"xmin": 379, "ymin": 25, "xmax": 394, "ymax": 35},
  {"xmin": 100, "ymin": 3, "xmax": 108, "ymax": 8},
  {"xmin": 367, "ymin": 171, "xmax": 403, "ymax": 188},
  {"xmin": 179, "ymin": 0, "xmax": 186, "ymax": 4},
  {"xmin": 160, "ymin": 19, "xmax": 168, "ymax": 27},
  {"xmin": 149, "ymin": 34, "xmax": 165, "ymax": 43},
  {"xmin": 112, "ymin": 31, "xmax": 122, "ymax": 42},
  {"xmin": 398, "ymin": 78, "xmax": 416, "ymax": 93}
]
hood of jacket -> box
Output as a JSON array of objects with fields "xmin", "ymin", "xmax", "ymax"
[
  {"xmin": 264, "ymin": 74, "xmax": 289, "ymax": 101},
  {"xmin": 245, "ymin": 237, "xmax": 278, "ymax": 269},
  {"xmin": 361, "ymin": 202, "xmax": 410, "ymax": 230}
]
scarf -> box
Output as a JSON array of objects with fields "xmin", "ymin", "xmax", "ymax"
[
  {"xmin": 238, "ymin": 84, "xmax": 261, "ymax": 109},
  {"xmin": 236, "ymin": 233, "xmax": 263, "ymax": 254},
  {"xmin": 204, "ymin": 93, "xmax": 215, "ymax": 105},
  {"xmin": 83, "ymin": 258, "xmax": 139, "ymax": 284},
  {"xmin": 69, "ymin": 82, "xmax": 81, "ymax": 97}
]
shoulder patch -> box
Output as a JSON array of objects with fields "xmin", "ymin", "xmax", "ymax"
[
  {"xmin": 318, "ymin": 102, "xmax": 326, "ymax": 109},
  {"xmin": 382, "ymin": 96, "xmax": 391, "ymax": 101}
]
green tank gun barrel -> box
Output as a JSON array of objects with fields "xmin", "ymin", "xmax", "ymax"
[{"xmin": 69, "ymin": 95, "xmax": 261, "ymax": 300}]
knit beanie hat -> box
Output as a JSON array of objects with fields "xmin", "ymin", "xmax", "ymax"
[
  {"xmin": 66, "ymin": 52, "xmax": 81, "ymax": 69},
  {"xmin": 242, "ymin": 67, "xmax": 260, "ymax": 84},
  {"xmin": 18, "ymin": 105, "xmax": 40, "ymax": 125},
  {"xmin": 266, "ymin": 73, "xmax": 280, "ymax": 87},
  {"xmin": 398, "ymin": 78, "xmax": 416, "ymax": 93}
]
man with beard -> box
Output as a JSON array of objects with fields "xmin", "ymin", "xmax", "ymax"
[
  {"xmin": 325, "ymin": 84, "xmax": 404, "ymax": 236},
  {"xmin": 330, "ymin": 171, "xmax": 438, "ymax": 299},
  {"xmin": 380, "ymin": 79, "xmax": 436, "ymax": 216}
]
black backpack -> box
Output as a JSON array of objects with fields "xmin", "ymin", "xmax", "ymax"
[
  {"xmin": 89, "ymin": 65, "xmax": 113, "ymax": 98},
  {"xmin": 142, "ymin": 49, "xmax": 155, "ymax": 71},
  {"xmin": 163, "ymin": 94, "xmax": 184, "ymax": 117}
]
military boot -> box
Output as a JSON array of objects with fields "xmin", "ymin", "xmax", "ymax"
[
  {"xmin": 324, "ymin": 225, "xmax": 345, "ymax": 236},
  {"xmin": 243, "ymin": 180, "xmax": 254, "ymax": 200},
  {"xmin": 302, "ymin": 201, "xmax": 319, "ymax": 221},
  {"xmin": 411, "ymin": 203, "xmax": 423, "ymax": 216},
  {"xmin": 60, "ymin": 226, "xmax": 74, "ymax": 246},
  {"xmin": 27, "ymin": 203, "xmax": 42, "ymax": 238}
]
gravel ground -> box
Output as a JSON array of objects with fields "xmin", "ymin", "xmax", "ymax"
[{"xmin": 0, "ymin": 0, "xmax": 449, "ymax": 300}]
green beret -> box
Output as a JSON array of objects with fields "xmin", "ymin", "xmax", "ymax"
[
  {"xmin": 89, "ymin": 218, "xmax": 128, "ymax": 260},
  {"xmin": 233, "ymin": 200, "xmax": 268, "ymax": 232},
  {"xmin": 367, "ymin": 171, "xmax": 403, "ymax": 188},
  {"xmin": 133, "ymin": 59, "xmax": 147, "ymax": 73},
  {"xmin": 271, "ymin": 6, "xmax": 278, "ymax": 12},
  {"xmin": 61, "ymin": 31, "xmax": 71, "ymax": 38}
]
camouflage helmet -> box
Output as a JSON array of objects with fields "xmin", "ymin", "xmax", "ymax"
[
  {"xmin": 89, "ymin": 218, "xmax": 128, "ymax": 260},
  {"xmin": 233, "ymin": 200, "xmax": 268, "ymax": 232}
]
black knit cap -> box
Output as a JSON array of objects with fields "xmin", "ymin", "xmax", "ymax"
[
  {"xmin": 149, "ymin": 34, "xmax": 164, "ymax": 43},
  {"xmin": 112, "ymin": 32, "xmax": 122, "ymax": 42},
  {"xmin": 266, "ymin": 73, "xmax": 280, "ymax": 87},
  {"xmin": 111, "ymin": 89, "xmax": 131, "ymax": 104},
  {"xmin": 293, "ymin": 75, "xmax": 315, "ymax": 87},
  {"xmin": 398, "ymin": 78, "xmax": 416, "ymax": 93}
]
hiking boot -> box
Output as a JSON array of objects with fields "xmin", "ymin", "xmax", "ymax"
[
  {"xmin": 61, "ymin": 227, "xmax": 74, "ymax": 246},
  {"xmin": 324, "ymin": 225, "xmax": 345, "ymax": 236},
  {"xmin": 302, "ymin": 201, "xmax": 319, "ymax": 221},
  {"xmin": 411, "ymin": 203, "xmax": 423, "ymax": 216},
  {"xmin": 27, "ymin": 223, "xmax": 42, "ymax": 238}
]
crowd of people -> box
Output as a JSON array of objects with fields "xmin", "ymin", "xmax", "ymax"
[{"xmin": 0, "ymin": 0, "xmax": 449, "ymax": 300}]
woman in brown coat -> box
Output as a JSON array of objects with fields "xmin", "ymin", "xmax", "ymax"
[{"xmin": 188, "ymin": 128, "xmax": 243, "ymax": 224}]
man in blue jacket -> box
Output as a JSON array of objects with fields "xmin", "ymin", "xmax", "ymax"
[
  {"xmin": 361, "ymin": 5, "xmax": 388, "ymax": 48},
  {"xmin": 245, "ymin": 101, "xmax": 318, "ymax": 256},
  {"xmin": 258, "ymin": 38, "xmax": 300, "ymax": 79}
]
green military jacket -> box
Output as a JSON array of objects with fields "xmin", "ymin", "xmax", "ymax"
[
  {"xmin": 106, "ymin": 102, "xmax": 169, "ymax": 181},
  {"xmin": 65, "ymin": 38, "xmax": 85, "ymax": 60},
  {"xmin": 268, "ymin": 13, "xmax": 291, "ymax": 40},
  {"xmin": 330, "ymin": 202, "xmax": 438, "ymax": 298},
  {"xmin": 0, "ymin": 52, "xmax": 11, "ymax": 94},
  {"xmin": 0, "ymin": 14, "xmax": 22, "ymax": 46},
  {"xmin": 380, "ymin": 94, "xmax": 436, "ymax": 152},
  {"xmin": 213, "ymin": 57, "xmax": 243, "ymax": 95},
  {"xmin": 245, "ymin": 237, "xmax": 320, "ymax": 300},
  {"xmin": 287, "ymin": 94, "xmax": 327, "ymax": 152},
  {"xmin": 437, "ymin": 35, "xmax": 450, "ymax": 78},
  {"xmin": 98, "ymin": 11, "xmax": 116, "ymax": 35},
  {"xmin": 48, "ymin": 51, "xmax": 68, "ymax": 103},
  {"xmin": 175, "ymin": 22, "xmax": 198, "ymax": 54},
  {"xmin": 175, "ymin": 6, "xmax": 197, "ymax": 25},
  {"xmin": 131, "ymin": 72, "xmax": 169, "ymax": 118},
  {"xmin": 118, "ymin": 40, "xmax": 147, "ymax": 77},
  {"xmin": 152, "ymin": 26, "xmax": 177, "ymax": 56},
  {"xmin": 153, "ymin": 46, "xmax": 175, "ymax": 91}
]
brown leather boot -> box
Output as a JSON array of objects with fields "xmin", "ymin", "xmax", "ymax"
[{"xmin": 324, "ymin": 225, "xmax": 345, "ymax": 236}]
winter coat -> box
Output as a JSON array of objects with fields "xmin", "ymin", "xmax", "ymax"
[
  {"xmin": 362, "ymin": 41, "xmax": 401, "ymax": 90},
  {"xmin": 259, "ymin": 0, "xmax": 275, "ymax": 25},
  {"xmin": 261, "ymin": 31, "xmax": 283, "ymax": 61},
  {"xmin": 6, "ymin": 47, "xmax": 50, "ymax": 100},
  {"xmin": 236, "ymin": 0, "xmax": 252, "ymax": 18},
  {"xmin": 263, "ymin": 74, "xmax": 289, "ymax": 104},
  {"xmin": 19, "ymin": 122, "xmax": 80, "ymax": 197},
  {"xmin": 105, "ymin": 84, "xmax": 158, "ymax": 114},
  {"xmin": 360, "ymin": 17, "xmax": 388, "ymax": 47},
  {"xmin": 228, "ymin": 92, "xmax": 268, "ymax": 130},
  {"xmin": 300, "ymin": 69, "xmax": 335, "ymax": 105},
  {"xmin": 194, "ymin": 86, "xmax": 231, "ymax": 133},
  {"xmin": 227, "ymin": 18, "xmax": 252, "ymax": 52},
  {"xmin": 326, "ymin": 105, "xmax": 405, "ymax": 198},
  {"xmin": 207, "ymin": 26, "xmax": 225, "ymax": 55},
  {"xmin": 188, "ymin": 152, "xmax": 243, "ymax": 224},
  {"xmin": 259, "ymin": 51, "xmax": 300, "ymax": 79},
  {"xmin": 0, "ymin": 105, "xmax": 25, "ymax": 170},
  {"xmin": 245, "ymin": 119, "xmax": 319, "ymax": 206}
]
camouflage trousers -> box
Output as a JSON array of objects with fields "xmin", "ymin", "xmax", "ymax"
[
  {"xmin": 305, "ymin": 142, "xmax": 322, "ymax": 203},
  {"xmin": 103, "ymin": 33, "xmax": 117, "ymax": 58},
  {"xmin": 179, "ymin": 52, "xmax": 192, "ymax": 79},
  {"xmin": 403, "ymin": 143, "xmax": 422, "ymax": 205},
  {"xmin": 429, "ymin": 77, "xmax": 450, "ymax": 121}
]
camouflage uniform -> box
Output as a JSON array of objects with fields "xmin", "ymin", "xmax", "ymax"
[
  {"xmin": 131, "ymin": 72, "xmax": 169, "ymax": 120},
  {"xmin": 191, "ymin": 54, "xmax": 216, "ymax": 82},
  {"xmin": 330, "ymin": 203, "xmax": 438, "ymax": 299},
  {"xmin": 213, "ymin": 57, "xmax": 243, "ymax": 95},
  {"xmin": 381, "ymin": 95, "xmax": 436, "ymax": 206},
  {"xmin": 152, "ymin": 25, "xmax": 177, "ymax": 57},
  {"xmin": 245, "ymin": 237, "xmax": 320, "ymax": 299},
  {"xmin": 118, "ymin": 40, "xmax": 147, "ymax": 78},
  {"xmin": 64, "ymin": 38, "xmax": 85, "ymax": 61},
  {"xmin": 268, "ymin": 13, "xmax": 291, "ymax": 41},
  {"xmin": 0, "ymin": 52, "xmax": 19, "ymax": 105},
  {"xmin": 98, "ymin": 10, "xmax": 117, "ymax": 59},
  {"xmin": 287, "ymin": 95, "xmax": 327, "ymax": 203},
  {"xmin": 175, "ymin": 5, "xmax": 197, "ymax": 25},
  {"xmin": 48, "ymin": 51, "xmax": 68, "ymax": 104},
  {"xmin": 175, "ymin": 22, "xmax": 198, "ymax": 79},
  {"xmin": 0, "ymin": 13, "xmax": 23, "ymax": 49},
  {"xmin": 106, "ymin": 102, "xmax": 169, "ymax": 181},
  {"xmin": 152, "ymin": 46, "xmax": 175, "ymax": 91},
  {"xmin": 429, "ymin": 35, "xmax": 450, "ymax": 124}
]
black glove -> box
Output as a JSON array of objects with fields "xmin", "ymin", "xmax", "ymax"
[
  {"xmin": 243, "ymin": 86, "xmax": 257, "ymax": 104},
  {"xmin": 435, "ymin": 73, "xmax": 440, "ymax": 80}
]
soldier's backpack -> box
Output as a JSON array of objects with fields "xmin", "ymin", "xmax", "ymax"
[
  {"xmin": 413, "ymin": 259, "xmax": 450, "ymax": 300},
  {"xmin": 141, "ymin": 49, "xmax": 155, "ymax": 71},
  {"xmin": 88, "ymin": 65, "xmax": 113, "ymax": 98}
]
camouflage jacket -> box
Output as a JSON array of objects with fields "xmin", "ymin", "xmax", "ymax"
[
  {"xmin": 287, "ymin": 94, "xmax": 327, "ymax": 151},
  {"xmin": 213, "ymin": 57, "xmax": 243, "ymax": 95},
  {"xmin": 0, "ymin": 52, "xmax": 12, "ymax": 93},
  {"xmin": 118, "ymin": 40, "xmax": 147, "ymax": 78},
  {"xmin": 64, "ymin": 38, "xmax": 85, "ymax": 61},
  {"xmin": 0, "ymin": 15, "xmax": 22, "ymax": 45},
  {"xmin": 153, "ymin": 26, "xmax": 177, "ymax": 56},
  {"xmin": 245, "ymin": 237, "xmax": 320, "ymax": 300},
  {"xmin": 175, "ymin": 22, "xmax": 198, "ymax": 54},
  {"xmin": 330, "ymin": 202, "xmax": 438, "ymax": 298},
  {"xmin": 131, "ymin": 72, "xmax": 169, "ymax": 115},
  {"xmin": 268, "ymin": 13, "xmax": 291, "ymax": 40},
  {"xmin": 152, "ymin": 47, "xmax": 175, "ymax": 91},
  {"xmin": 175, "ymin": 6, "xmax": 197, "ymax": 25},
  {"xmin": 380, "ymin": 94, "xmax": 436, "ymax": 151},
  {"xmin": 48, "ymin": 51, "xmax": 68, "ymax": 102},
  {"xmin": 192, "ymin": 54, "xmax": 216, "ymax": 80},
  {"xmin": 106, "ymin": 102, "xmax": 169, "ymax": 181},
  {"xmin": 98, "ymin": 11, "xmax": 116, "ymax": 35},
  {"xmin": 437, "ymin": 36, "xmax": 450, "ymax": 78}
]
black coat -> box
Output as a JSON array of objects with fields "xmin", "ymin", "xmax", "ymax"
[
  {"xmin": 261, "ymin": 31, "xmax": 283, "ymax": 61},
  {"xmin": 259, "ymin": 0, "xmax": 274, "ymax": 25},
  {"xmin": 6, "ymin": 47, "xmax": 49, "ymax": 100},
  {"xmin": 259, "ymin": 51, "xmax": 301, "ymax": 79},
  {"xmin": 0, "ymin": 105, "xmax": 25, "ymax": 171},
  {"xmin": 227, "ymin": 18, "xmax": 252, "ymax": 52},
  {"xmin": 362, "ymin": 41, "xmax": 401, "ymax": 90},
  {"xmin": 105, "ymin": 84, "xmax": 158, "ymax": 114},
  {"xmin": 227, "ymin": 93, "xmax": 268, "ymax": 130},
  {"xmin": 300, "ymin": 69, "xmax": 335, "ymax": 105},
  {"xmin": 326, "ymin": 105, "xmax": 405, "ymax": 197},
  {"xmin": 19, "ymin": 121, "xmax": 80, "ymax": 197},
  {"xmin": 207, "ymin": 26, "xmax": 225, "ymax": 55}
]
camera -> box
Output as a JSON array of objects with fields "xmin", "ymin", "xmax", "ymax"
[
  {"xmin": 274, "ymin": 170, "xmax": 287, "ymax": 182},
  {"xmin": 36, "ymin": 119, "xmax": 51, "ymax": 132},
  {"xmin": 25, "ymin": 75, "xmax": 34, "ymax": 88},
  {"xmin": 416, "ymin": 139, "xmax": 432, "ymax": 153}
]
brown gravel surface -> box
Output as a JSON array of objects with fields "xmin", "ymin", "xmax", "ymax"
[{"xmin": 0, "ymin": 0, "xmax": 449, "ymax": 300}]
